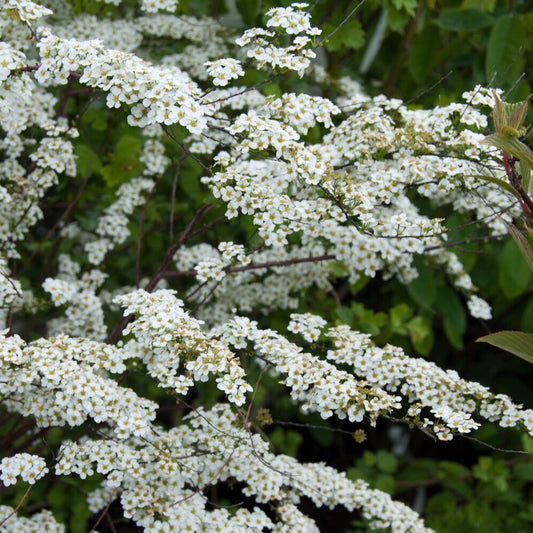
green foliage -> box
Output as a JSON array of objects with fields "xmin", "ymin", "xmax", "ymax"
[
  {"xmin": 498, "ymin": 238, "xmax": 532, "ymax": 299},
  {"xmin": 101, "ymin": 133, "xmax": 144, "ymax": 187},
  {"xmin": 435, "ymin": 286, "xmax": 466, "ymax": 350},
  {"xmin": 477, "ymin": 330, "xmax": 533, "ymax": 364},
  {"xmin": 235, "ymin": 0, "xmax": 259, "ymax": 25},
  {"xmin": 486, "ymin": 15, "xmax": 525, "ymax": 86},
  {"xmin": 434, "ymin": 9, "xmax": 495, "ymax": 31},
  {"xmin": 323, "ymin": 20, "xmax": 365, "ymax": 52},
  {"xmin": 334, "ymin": 300, "xmax": 433, "ymax": 355}
]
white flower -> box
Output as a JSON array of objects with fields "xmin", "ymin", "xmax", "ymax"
[
  {"xmin": 205, "ymin": 58, "xmax": 244, "ymax": 86},
  {"xmin": 467, "ymin": 295, "xmax": 492, "ymax": 320}
]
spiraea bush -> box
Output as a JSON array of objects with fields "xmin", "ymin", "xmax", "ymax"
[{"xmin": 0, "ymin": 1, "xmax": 532, "ymax": 532}]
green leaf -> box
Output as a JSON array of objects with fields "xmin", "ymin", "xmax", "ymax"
[
  {"xmin": 269, "ymin": 428, "xmax": 303, "ymax": 457},
  {"xmin": 408, "ymin": 25, "xmax": 440, "ymax": 83},
  {"xmin": 521, "ymin": 434, "xmax": 533, "ymax": 453},
  {"xmin": 477, "ymin": 330, "xmax": 533, "ymax": 364},
  {"xmin": 81, "ymin": 108, "xmax": 107, "ymax": 131},
  {"xmin": 323, "ymin": 20, "xmax": 365, "ymax": 52},
  {"xmin": 483, "ymin": 134, "xmax": 533, "ymax": 168},
  {"xmin": 436, "ymin": 286, "xmax": 466, "ymax": 335},
  {"xmin": 407, "ymin": 263, "xmax": 437, "ymax": 308},
  {"xmin": 486, "ymin": 15, "xmax": 525, "ymax": 84},
  {"xmin": 469, "ymin": 172, "xmax": 521, "ymax": 200},
  {"xmin": 436, "ymin": 286, "xmax": 466, "ymax": 350},
  {"xmin": 502, "ymin": 220, "xmax": 533, "ymax": 272},
  {"xmin": 376, "ymin": 450, "xmax": 398, "ymax": 474},
  {"xmin": 438, "ymin": 461, "xmax": 470, "ymax": 477},
  {"xmin": 521, "ymin": 299, "xmax": 533, "ymax": 333},
  {"xmin": 461, "ymin": 0, "xmax": 496, "ymax": 12},
  {"xmin": 498, "ymin": 238, "xmax": 531, "ymax": 298},
  {"xmin": 389, "ymin": 0, "xmax": 417, "ymax": 16},
  {"xmin": 520, "ymin": 158, "xmax": 531, "ymax": 195},
  {"xmin": 115, "ymin": 134, "xmax": 142, "ymax": 159},
  {"xmin": 406, "ymin": 316, "xmax": 434, "ymax": 356},
  {"xmin": 434, "ymin": 9, "xmax": 494, "ymax": 31},
  {"xmin": 444, "ymin": 317, "xmax": 464, "ymax": 350},
  {"xmin": 235, "ymin": 0, "xmax": 258, "ymax": 25},
  {"xmin": 73, "ymin": 143, "xmax": 101, "ymax": 179},
  {"xmin": 335, "ymin": 306, "xmax": 354, "ymax": 326},
  {"xmin": 389, "ymin": 303, "xmax": 412, "ymax": 329},
  {"xmin": 374, "ymin": 474, "xmax": 395, "ymax": 494}
]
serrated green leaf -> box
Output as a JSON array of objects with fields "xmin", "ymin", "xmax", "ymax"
[
  {"xmin": 498, "ymin": 238, "xmax": 531, "ymax": 298},
  {"xmin": 483, "ymin": 134, "xmax": 533, "ymax": 169},
  {"xmin": 389, "ymin": 303, "xmax": 412, "ymax": 328},
  {"xmin": 335, "ymin": 306, "xmax": 354, "ymax": 326},
  {"xmin": 435, "ymin": 9, "xmax": 494, "ymax": 31},
  {"xmin": 477, "ymin": 330, "xmax": 533, "ymax": 364},
  {"xmin": 73, "ymin": 143, "xmax": 101, "ymax": 179},
  {"xmin": 323, "ymin": 20, "xmax": 365, "ymax": 52},
  {"xmin": 486, "ymin": 15, "xmax": 525, "ymax": 83},
  {"xmin": 389, "ymin": 0, "xmax": 417, "ymax": 16},
  {"xmin": 115, "ymin": 134, "xmax": 142, "ymax": 159}
]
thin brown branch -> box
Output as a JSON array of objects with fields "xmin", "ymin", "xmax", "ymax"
[
  {"xmin": 161, "ymin": 253, "xmax": 336, "ymax": 279},
  {"xmin": 0, "ymin": 483, "xmax": 35, "ymax": 527},
  {"xmin": 23, "ymin": 178, "xmax": 89, "ymax": 271},
  {"xmin": 88, "ymin": 488, "xmax": 117, "ymax": 533},
  {"xmin": 105, "ymin": 203, "xmax": 212, "ymax": 344}
]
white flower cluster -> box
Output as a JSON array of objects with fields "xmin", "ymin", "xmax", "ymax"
[
  {"xmin": 0, "ymin": 1, "xmax": 531, "ymax": 531},
  {"xmin": 205, "ymin": 57, "xmax": 244, "ymax": 86},
  {"xmin": 213, "ymin": 315, "xmax": 400, "ymax": 423},
  {"xmin": 42, "ymin": 273, "xmax": 107, "ymax": 339},
  {"xmin": 0, "ymin": 507, "xmax": 64, "ymax": 532},
  {"xmin": 174, "ymin": 242, "xmax": 332, "ymax": 325},
  {"xmin": 50, "ymin": 14, "xmax": 143, "ymax": 52},
  {"xmin": 324, "ymin": 324, "xmax": 533, "ymax": 439},
  {"xmin": 0, "ymin": 330, "xmax": 157, "ymax": 437},
  {"xmin": 192, "ymin": 241, "xmax": 251, "ymax": 283},
  {"xmin": 261, "ymin": 92, "xmax": 341, "ymax": 133},
  {"xmin": 0, "ymin": 42, "xmax": 25, "ymax": 81},
  {"xmin": 288, "ymin": 312, "xmax": 327, "ymax": 342},
  {"xmin": 52, "ymin": 403, "xmax": 430, "ymax": 532},
  {"xmin": 36, "ymin": 30, "xmax": 207, "ymax": 133},
  {"xmin": 212, "ymin": 316, "xmax": 533, "ymax": 439},
  {"xmin": 0, "ymin": 453, "xmax": 48, "ymax": 486},
  {"xmin": 467, "ymin": 294, "xmax": 493, "ymax": 320},
  {"xmin": 2, "ymin": 0, "xmax": 52, "ymax": 23},
  {"xmin": 116, "ymin": 289, "xmax": 253, "ymax": 405},
  {"xmin": 141, "ymin": 0, "xmax": 179, "ymax": 13},
  {"xmin": 85, "ymin": 177, "xmax": 155, "ymax": 265},
  {"xmin": 236, "ymin": 3, "xmax": 320, "ymax": 77}
]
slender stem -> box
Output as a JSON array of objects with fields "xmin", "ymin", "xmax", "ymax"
[{"xmin": 161, "ymin": 253, "xmax": 336, "ymax": 279}]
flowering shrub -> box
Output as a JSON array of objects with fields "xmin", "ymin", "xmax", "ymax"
[{"xmin": 0, "ymin": 1, "xmax": 532, "ymax": 531}]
